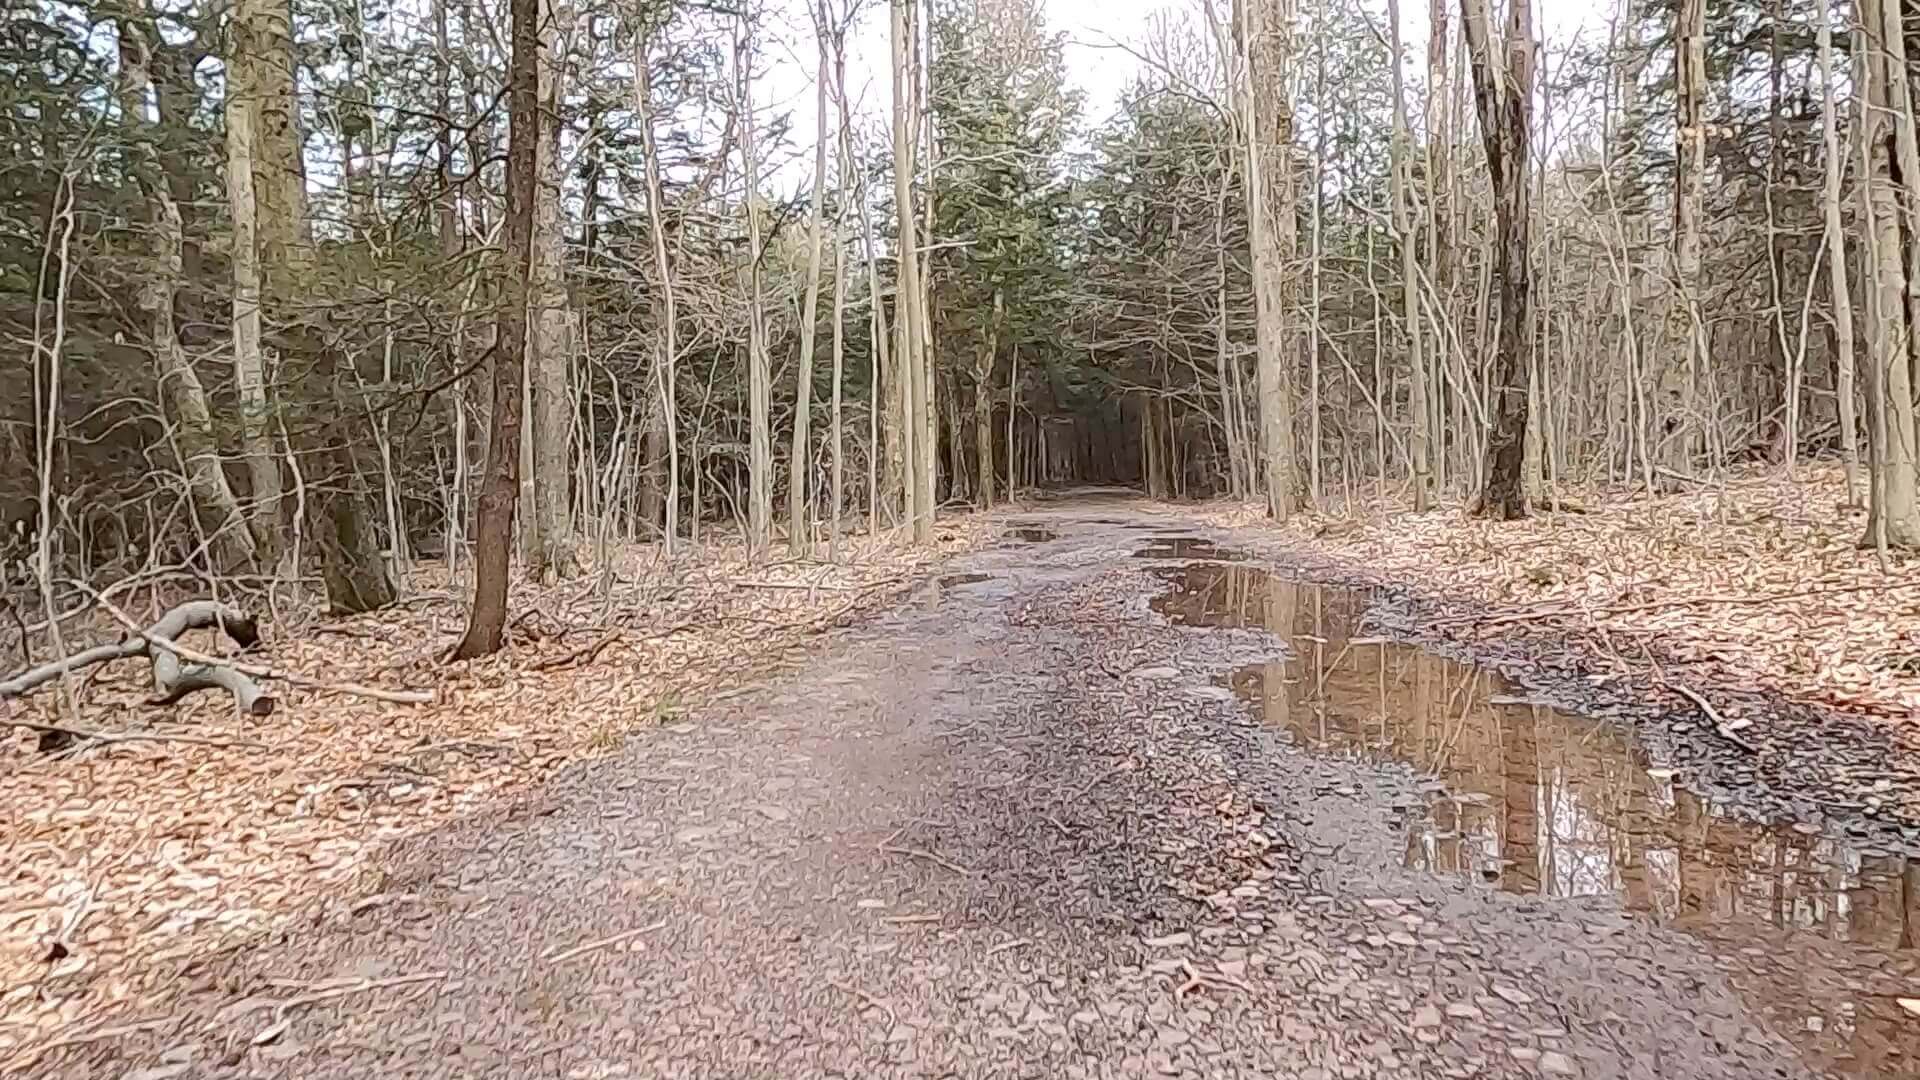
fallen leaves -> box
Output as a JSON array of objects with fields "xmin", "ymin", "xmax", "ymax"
[
  {"xmin": 0, "ymin": 520, "xmax": 990, "ymax": 1063},
  {"xmin": 1192, "ymin": 465, "xmax": 1920, "ymax": 735}
]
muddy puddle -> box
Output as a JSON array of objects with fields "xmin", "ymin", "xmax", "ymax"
[
  {"xmin": 1131, "ymin": 537, "xmax": 1248, "ymax": 561},
  {"xmin": 1152, "ymin": 561, "xmax": 1920, "ymax": 1077}
]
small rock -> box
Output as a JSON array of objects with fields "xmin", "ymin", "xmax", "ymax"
[
  {"xmin": 1509, "ymin": 1047, "xmax": 1540, "ymax": 1064},
  {"xmin": 1412, "ymin": 1005, "xmax": 1443, "ymax": 1030}
]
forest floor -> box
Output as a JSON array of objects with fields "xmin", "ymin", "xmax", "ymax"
[
  {"xmin": 10, "ymin": 471, "xmax": 1920, "ymax": 1079},
  {"xmin": 0, "ymin": 518, "xmax": 992, "ymax": 1069},
  {"xmin": 15, "ymin": 487, "xmax": 1920, "ymax": 1079}
]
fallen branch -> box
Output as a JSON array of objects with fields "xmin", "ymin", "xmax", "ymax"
[
  {"xmin": 0, "ymin": 599, "xmax": 274, "ymax": 717},
  {"xmin": 248, "ymin": 971, "xmax": 449, "ymax": 1045},
  {"xmin": 879, "ymin": 844, "xmax": 971, "ymax": 875},
  {"xmin": 75, "ymin": 586, "xmax": 434, "ymax": 706},
  {"xmin": 1668, "ymin": 682, "xmax": 1760, "ymax": 754},
  {"xmin": 1, "ymin": 717, "xmax": 268, "ymax": 752},
  {"xmin": 539, "ymin": 920, "xmax": 667, "ymax": 965},
  {"xmin": 532, "ymin": 628, "xmax": 623, "ymax": 672}
]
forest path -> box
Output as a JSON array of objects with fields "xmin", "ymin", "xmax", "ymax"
[{"xmin": 83, "ymin": 497, "xmax": 1830, "ymax": 1079}]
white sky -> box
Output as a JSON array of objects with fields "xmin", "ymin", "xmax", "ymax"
[{"xmin": 755, "ymin": 0, "xmax": 1605, "ymax": 192}]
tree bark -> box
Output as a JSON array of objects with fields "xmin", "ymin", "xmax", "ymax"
[
  {"xmin": 121, "ymin": 24, "xmax": 256, "ymax": 572},
  {"xmin": 635, "ymin": 23, "xmax": 679, "ymax": 553},
  {"xmin": 529, "ymin": 0, "xmax": 576, "ymax": 576},
  {"xmin": 1668, "ymin": 0, "xmax": 1708, "ymax": 479},
  {"xmin": 788, "ymin": 8, "xmax": 833, "ymax": 556},
  {"xmin": 453, "ymin": 0, "xmax": 537, "ymax": 658},
  {"xmin": 223, "ymin": 21, "xmax": 282, "ymax": 563},
  {"xmin": 1389, "ymin": 0, "xmax": 1431, "ymax": 510},
  {"xmin": 974, "ymin": 288, "xmax": 1001, "ymax": 507},
  {"xmin": 892, "ymin": 0, "xmax": 933, "ymax": 542},
  {"xmin": 1239, "ymin": 0, "xmax": 1301, "ymax": 520},
  {"xmin": 1860, "ymin": 0, "xmax": 1920, "ymax": 547},
  {"xmin": 1460, "ymin": 0, "xmax": 1532, "ymax": 519},
  {"xmin": 738, "ymin": 18, "xmax": 774, "ymax": 555},
  {"xmin": 1816, "ymin": 0, "xmax": 1861, "ymax": 501}
]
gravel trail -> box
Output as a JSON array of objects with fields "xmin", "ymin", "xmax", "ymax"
[{"xmin": 64, "ymin": 501, "xmax": 1839, "ymax": 1080}]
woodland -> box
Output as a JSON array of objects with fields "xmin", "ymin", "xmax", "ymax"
[{"xmin": 7, "ymin": 0, "xmax": 1920, "ymax": 1062}]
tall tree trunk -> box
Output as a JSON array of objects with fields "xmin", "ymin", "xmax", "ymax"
[
  {"xmin": 453, "ymin": 0, "xmax": 536, "ymax": 658},
  {"xmin": 223, "ymin": 13, "xmax": 282, "ymax": 564},
  {"xmin": 1389, "ymin": 0, "xmax": 1431, "ymax": 510},
  {"xmin": 892, "ymin": 0, "xmax": 933, "ymax": 542},
  {"xmin": 788, "ymin": 7, "xmax": 832, "ymax": 556},
  {"xmin": 1460, "ymin": 0, "xmax": 1532, "ymax": 519},
  {"xmin": 122, "ymin": 25, "xmax": 256, "ymax": 572},
  {"xmin": 635, "ymin": 22, "xmax": 679, "ymax": 553},
  {"xmin": 529, "ymin": 0, "xmax": 576, "ymax": 576},
  {"xmin": 1817, "ymin": 0, "xmax": 1862, "ymax": 502},
  {"xmin": 974, "ymin": 288, "xmax": 1001, "ymax": 507},
  {"xmin": 1239, "ymin": 0, "xmax": 1300, "ymax": 520},
  {"xmin": 1669, "ymin": 0, "xmax": 1708, "ymax": 481},
  {"xmin": 1861, "ymin": 0, "xmax": 1920, "ymax": 546},
  {"xmin": 738, "ymin": 18, "xmax": 774, "ymax": 554}
]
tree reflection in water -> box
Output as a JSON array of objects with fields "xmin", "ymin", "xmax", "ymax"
[{"xmin": 1150, "ymin": 561, "xmax": 1920, "ymax": 1078}]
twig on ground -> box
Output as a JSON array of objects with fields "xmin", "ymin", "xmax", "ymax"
[
  {"xmin": 3, "ymin": 1017, "xmax": 171, "ymax": 1073},
  {"xmin": 248, "ymin": 971, "xmax": 449, "ymax": 1045},
  {"xmin": 539, "ymin": 921, "xmax": 668, "ymax": 965},
  {"xmin": 1668, "ymin": 682, "xmax": 1760, "ymax": 754},
  {"xmin": 986, "ymin": 937, "xmax": 1032, "ymax": 956},
  {"xmin": 828, "ymin": 979, "xmax": 898, "ymax": 1028},
  {"xmin": 532, "ymin": 628, "xmax": 623, "ymax": 672},
  {"xmin": 1, "ymin": 717, "xmax": 269, "ymax": 751},
  {"xmin": 879, "ymin": 844, "xmax": 971, "ymax": 875}
]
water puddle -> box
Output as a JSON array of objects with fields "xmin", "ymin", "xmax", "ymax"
[
  {"xmin": 1132, "ymin": 537, "xmax": 1248, "ymax": 562},
  {"xmin": 1006, "ymin": 527, "xmax": 1058, "ymax": 543},
  {"xmin": 1152, "ymin": 561, "xmax": 1920, "ymax": 1077},
  {"xmin": 940, "ymin": 573, "xmax": 992, "ymax": 588}
]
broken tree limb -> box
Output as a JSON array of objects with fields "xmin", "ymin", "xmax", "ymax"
[
  {"xmin": 0, "ymin": 600, "xmax": 274, "ymax": 717},
  {"xmin": 74, "ymin": 585, "xmax": 434, "ymax": 706}
]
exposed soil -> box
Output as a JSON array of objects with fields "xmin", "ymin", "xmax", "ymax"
[{"xmin": 26, "ymin": 496, "xmax": 1915, "ymax": 1079}]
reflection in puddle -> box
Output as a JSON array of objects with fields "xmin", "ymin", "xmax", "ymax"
[
  {"xmin": 940, "ymin": 573, "xmax": 992, "ymax": 588},
  {"xmin": 1131, "ymin": 537, "xmax": 1248, "ymax": 562},
  {"xmin": 1006, "ymin": 527, "xmax": 1058, "ymax": 543},
  {"xmin": 1151, "ymin": 562, "xmax": 1920, "ymax": 1078}
]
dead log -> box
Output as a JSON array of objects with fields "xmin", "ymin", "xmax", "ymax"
[{"xmin": 0, "ymin": 600, "xmax": 275, "ymax": 719}]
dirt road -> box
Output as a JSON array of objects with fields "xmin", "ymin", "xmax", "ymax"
[{"xmin": 63, "ymin": 500, "xmax": 1905, "ymax": 1078}]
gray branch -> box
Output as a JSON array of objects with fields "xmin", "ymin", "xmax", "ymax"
[{"xmin": 0, "ymin": 600, "xmax": 273, "ymax": 718}]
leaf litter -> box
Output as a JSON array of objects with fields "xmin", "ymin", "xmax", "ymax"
[
  {"xmin": 0, "ymin": 521, "xmax": 989, "ymax": 1065},
  {"xmin": 1191, "ymin": 464, "xmax": 1920, "ymax": 751}
]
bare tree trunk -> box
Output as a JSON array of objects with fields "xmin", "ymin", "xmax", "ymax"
[
  {"xmin": 1460, "ymin": 0, "xmax": 1532, "ymax": 519},
  {"xmin": 788, "ymin": 5, "xmax": 833, "ymax": 557},
  {"xmin": 974, "ymin": 288, "xmax": 1001, "ymax": 507},
  {"xmin": 1861, "ymin": 0, "xmax": 1920, "ymax": 546},
  {"xmin": 1389, "ymin": 0, "xmax": 1431, "ymax": 510},
  {"xmin": 453, "ymin": 0, "xmax": 536, "ymax": 658},
  {"xmin": 120, "ymin": 26, "xmax": 256, "ymax": 571},
  {"xmin": 1817, "ymin": 0, "xmax": 1861, "ymax": 502},
  {"xmin": 1669, "ymin": 0, "xmax": 1708, "ymax": 479},
  {"xmin": 223, "ymin": 22, "xmax": 281, "ymax": 564},
  {"xmin": 529, "ymin": 0, "xmax": 576, "ymax": 577},
  {"xmin": 635, "ymin": 21, "xmax": 679, "ymax": 554},
  {"xmin": 738, "ymin": 15, "xmax": 774, "ymax": 555},
  {"xmin": 1239, "ymin": 0, "xmax": 1300, "ymax": 520},
  {"xmin": 892, "ymin": 0, "xmax": 933, "ymax": 542}
]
